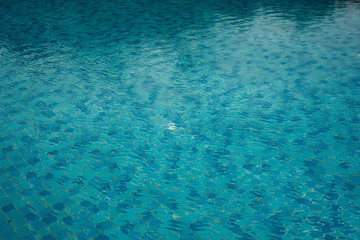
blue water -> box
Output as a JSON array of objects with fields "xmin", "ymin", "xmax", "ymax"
[{"xmin": 1, "ymin": 0, "xmax": 360, "ymax": 239}]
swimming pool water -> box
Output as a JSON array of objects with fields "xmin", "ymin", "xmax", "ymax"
[{"xmin": 1, "ymin": 0, "xmax": 360, "ymax": 239}]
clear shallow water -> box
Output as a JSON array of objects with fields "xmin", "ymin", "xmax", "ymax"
[{"xmin": 0, "ymin": 0, "xmax": 360, "ymax": 239}]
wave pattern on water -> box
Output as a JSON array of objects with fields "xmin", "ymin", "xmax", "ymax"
[{"xmin": 0, "ymin": 0, "xmax": 360, "ymax": 239}]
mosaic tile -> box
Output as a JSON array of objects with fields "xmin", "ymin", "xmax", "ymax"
[
  {"xmin": 0, "ymin": 222, "xmax": 13, "ymax": 235},
  {"xmin": 0, "ymin": 230, "xmax": 22, "ymax": 240},
  {"xmin": 0, "ymin": 0, "xmax": 360, "ymax": 239}
]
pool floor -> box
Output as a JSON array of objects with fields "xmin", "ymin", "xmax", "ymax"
[{"xmin": 0, "ymin": 0, "xmax": 360, "ymax": 239}]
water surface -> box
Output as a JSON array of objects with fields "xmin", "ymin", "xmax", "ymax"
[{"xmin": 0, "ymin": 0, "xmax": 360, "ymax": 239}]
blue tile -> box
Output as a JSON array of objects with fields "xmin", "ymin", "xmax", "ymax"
[
  {"xmin": 0, "ymin": 230, "xmax": 21, "ymax": 240},
  {"xmin": 20, "ymin": 188, "xmax": 35, "ymax": 197},
  {"xmin": 27, "ymin": 157, "xmax": 40, "ymax": 166},
  {"xmin": 52, "ymin": 202, "xmax": 65, "ymax": 211},
  {"xmin": 43, "ymin": 173, "xmax": 54, "ymax": 180},
  {"xmin": 2, "ymin": 146, "xmax": 14, "ymax": 154},
  {"xmin": 30, "ymin": 220, "xmax": 46, "ymax": 231},
  {"xmin": 0, "ymin": 212, "xmax": 9, "ymax": 223},
  {"xmin": 0, "ymin": 222, "xmax": 13, "ymax": 234},
  {"xmin": 25, "ymin": 172, "xmax": 37, "ymax": 180},
  {"xmin": 76, "ymin": 231, "xmax": 88, "ymax": 240},
  {"xmin": 15, "ymin": 225, "xmax": 35, "ymax": 237},
  {"xmin": 54, "ymin": 229, "xmax": 72, "ymax": 240},
  {"xmin": 24, "ymin": 213, "xmax": 40, "ymax": 222},
  {"xmin": 22, "ymin": 235, "xmax": 37, "ymax": 240},
  {"xmin": 18, "ymin": 206, "xmax": 33, "ymax": 215},
  {"xmin": 42, "ymin": 234, "xmax": 56, "ymax": 240},
  {"xmin": 94, "ymin": 234, "xmax": 110, "ymax": 240},
  {"xmin": 39, "ymin": 190, "xmax": 52, "ymax": 197},
  {"xmin": 41, "ymin": 214, "xmax": 58, "ymax": 225},
  {"xmin": 61, "ymin": 216, "xmax": 74, "ymax": 226},
  {"xmin": 21, "ymin": 136, "xmax": 35, "ymax": 145},
  {"xmin": 1, "ymin": 204, "xmax": 15, "ymax": 213}
]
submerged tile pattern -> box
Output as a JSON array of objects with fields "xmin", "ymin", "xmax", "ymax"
[{"xmin": 1, "ymin": 0, "xmax": 360, "ymax": 239}]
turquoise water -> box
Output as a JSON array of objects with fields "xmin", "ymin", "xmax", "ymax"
[{"xmin": 1, "ymin": 0, "xmax": 360, "ymax": 239}]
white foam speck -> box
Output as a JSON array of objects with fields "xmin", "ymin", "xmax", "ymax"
[{"xmin": 166, "ymin": 122, "xmax": 177, "ymax": 130}]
